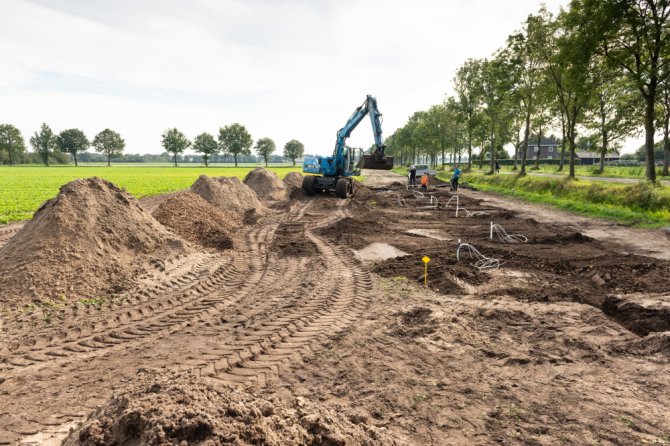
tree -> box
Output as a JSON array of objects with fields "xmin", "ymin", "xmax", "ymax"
[
  {"xmin": 587, "ymin": 0, "xmax": 670, "ymax": 181},
  {"xmin": 29, "ymin": 123, "xmax": 56, "ymax": 166},
  {"xmin": 657, "ymin": 78, "xmax": 670, "ymax": 175},
  {"xmin": 507, "ymin": 7, "xmax": 552, "ymax": 176},
  {"xmin": 56, "ymin": 128, "xmax": 89, "ymax": 166},
  {"xmin": 161, "ymin": 128, "xmax": 190, "ymax": 167},
  {"xmin": 542, "ymin": 4, "xmax": 604, "ymax": 178},
  {"xmin": 192, "ymin": 132, "xmax": 218, "ymax": 167},
  {"xmin": 454, "ymin": 59, "xmax": 484, "ymax": 169},
  {"xmin": 283, "ymin": 139, "xmax": 305, "ymax": 166},
  {"xmin": 0, "ymin": 124, "xmax": 26, "ymax": 166},
  {"xmin": 218, "ymin": 123, "xmax": 252, "ymax": 167},
  {"xmin": 92, "ymin": 129, "xmax": 125, "ymax": 166},
  {"xmin": 255, "ymin": 137, "xmax": 276, "ymax": 167},
  {"xmin": 584, "ymin": 75, "xmax": 640, "ymax": 173}
]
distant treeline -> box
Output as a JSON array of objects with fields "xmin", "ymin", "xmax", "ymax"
[{"xmin": 0, "ymin": 122, "xmax": 305, "ymax": 167}]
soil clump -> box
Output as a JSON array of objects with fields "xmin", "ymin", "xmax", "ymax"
[
  {"xmin": 152, "ymin": 192, "xmax": 234, "ymax": 250},
  {"xmin": 0, "ymin": 177, "xmax": 187, "ymax": 304},
  {"xmin": 243, "ymin": 168, "xmax": 289, "ymax": 201},
  {"xmin": 283, "ymin": 171, "xmax": 304, "ymax": 189},
  {"xmin": 191, "ymin": 175, "xmax": 266, "ymax": 223},
  {"xmin": 271, "ymin": 223, "xmax": 319, "ymax": 257},
  {"xmin": 63, "ymin": 370, "xmax": 399, "ymax": 446}
]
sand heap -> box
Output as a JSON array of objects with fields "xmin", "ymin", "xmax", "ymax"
[
  {"xmin": 283, "ymin": 171, "xmax": 304, "ymax": 189},
  {"xmin": 0, "ymin": 178, "xmax": 187, "ymax": 304},
  {"xmin": 64, "ymin": 370, "xmax": 402, "ymax": 446},
  {"xmin": 152, "ymin": 192, "xmax": 235, "ymax": 250},
  {"xmin": 243, "ymin": 167, "xmax": 288, "ymax": 201},
  {"xmin": 191, "ymin": 175, "xmax": 266, "ymax": 224}
]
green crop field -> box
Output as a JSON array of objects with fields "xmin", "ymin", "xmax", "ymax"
[{"xmin": 0, "ymin": 164, "xmax": 301, "ymax": 224}]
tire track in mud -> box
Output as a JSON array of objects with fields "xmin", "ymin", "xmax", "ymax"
[
  {"xmin": 0, "ymin": 224, "xmax": 274, "ymax": 374},
  {"xmin": 0, "ymin": 197, "xmax": 372, "ymax": 441}
]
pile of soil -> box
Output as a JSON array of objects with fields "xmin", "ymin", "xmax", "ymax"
[
  {"xmin": 316, "ymin": 211, "xmax": 398, "ymax": 249},
  {"xmin": 191, "ymin": 175, "xmax": 266, "ymax": 222},
  {"xmin": 0, "ymin": 178, "xmax": 187, "ymax": 304},
  {"xmin": 283, "ymin": 171, "xmax": 304, "ymax": 189},
  {"xmin": 63, "ymin": 370, "xmax": 400, "ymax": 446},
  {"xmin": 243, "ymin": 168, "xmax": 288, "ymax": 201},
  {"xmin": 152, "ymin": 192, "xmax": 235, "ymax": 250}
]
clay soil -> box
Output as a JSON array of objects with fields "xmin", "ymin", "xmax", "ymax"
[{"xmin": 0, "ymin": 170, "xmax": 669, "ymax": 445}]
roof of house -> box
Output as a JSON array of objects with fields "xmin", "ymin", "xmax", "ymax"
[
  {"xmin": 527, "ymin": 138, "xmax": 560, "ymax": 147},
  {"xmin": 575, "ymin": 151, "xmax": 621, "ymax": 158}
]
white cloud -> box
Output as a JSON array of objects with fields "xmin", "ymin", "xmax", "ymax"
[{"xmin": 1, "ymin": 0, "xmax": 642, "ymax": 156}]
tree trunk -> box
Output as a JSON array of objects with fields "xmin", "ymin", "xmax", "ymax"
[
  {"xmin": 479, "ymin": 146, "xmax": 484, "ymax": 169},
  {"xmin": 644, "ymin": 85, "xmax": 657, "ymax": 181},
  {"xmin": 264, "ymin": 156, "xmax": 268, "ymax": 167},
  {"xmin": 467, "ymin": 128, "xmax": 473, "ymax": 169},
  {"xmin": 173, "ymin": 152, "xmax": 177, "ymax": 167},
  {"xmin": 7, "ymin": 142, "xmax": 13, "ymax": 166},
  {"xmin": 520, "ymin": 108, "xmax": 530, "ymax": 176},
  {"xmin": 534, "ymin": 129, "xmax": 542, "ymax": 169},
  {"xmin": 234, "ymin": 153, "xmax": 238, "ymax": 167},
  {"xmin": 512, "ymin": 132, "xmax": 520, "ymax": 171},
  {"xmin": 663, "ymin": 107, "xmax": 669, "ymax": 177},
  {"xmin": 489, "ymin": 135, "xmax": 496, "ymax": 175},
  {"xmin": 205, "ymin": 154, "xmax": 209, "ymax": 167},
  {"xmin": 43, "ymin": 151, "xmax": 49, "ymax": 167},
  {"xmin": 568, "ymin": 122, "xmax": 577, "ymax": 179},
  {"xmin": 558, "ymin": 110, "xmax": 567, "ymax": 172},
  {"xmin": 292, "ymin": 157, "xmax": 296, "ymax": 167},
  {"xmin": 108, "ymin": 153, "xmax": 111, "ymax": 167},
  {"xmin": 74, "ymin": 151, "xmax": 78, "ymax": 167},
  {"xmin": 599, "ymin": 132, "xmax": 608, "ymax": 174}
]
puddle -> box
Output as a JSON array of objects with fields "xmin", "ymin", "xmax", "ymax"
[
  {"xmin": 406, "ymin": 229, "xmax": 449, "ymax": 241},
  {"xmin": 353, "ymin": 243, "xmax": 409, "ymax": 262}
]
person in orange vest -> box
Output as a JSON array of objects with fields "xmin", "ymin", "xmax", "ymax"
[{"xmin": 420, "ymin": 172, "xmax": 429, "ymax": 189}]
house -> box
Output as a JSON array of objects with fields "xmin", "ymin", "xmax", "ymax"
[
  {"xmin": 575, "ymin": 151, "xmax": 620, "ymax": 165},
  {"xmin": 525, "ymin": 138, "xmax": 561, "ymax": 159}
]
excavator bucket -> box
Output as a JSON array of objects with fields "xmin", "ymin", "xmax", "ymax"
[{"xmin": 361, "ymin": 155, "xmax": 394, "ymax": 170}]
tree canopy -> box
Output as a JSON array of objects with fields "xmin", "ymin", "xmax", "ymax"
[
  {"xmin": 218, "ymin": 123, "xmax": 252, "ymax": 167},
  {"xmin": 93, "ymin": 128, "xmax": 125, "ymax": 166},
  {"xmin": 30, "ymin": 123, "xmax": 56, "ymax": 166},
  {"xmin": 56, "ymin": 128, "xmax": 89, "ymax": 167},
  {"xmin": 283, "ymin": 139, "xmax": 304, "ymax": 166},
  {"xmin": 161, "ymin": 128, "xmax": 191, "ymax": 167},
  {"xmin": 192, "ymin": 132, "xmax": 218, "ymax": 167},
  {"xmin": 0, "ymin": 124, "xmax": 26, "ymax": 166},
  {"xmin": 255, "ymin": 137, "xmax": 276, "ymax": 167}
]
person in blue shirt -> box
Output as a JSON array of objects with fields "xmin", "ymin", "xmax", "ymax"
[{"xmin": 451, "ymin": 164, "xmax": 461, "ymax": 192}]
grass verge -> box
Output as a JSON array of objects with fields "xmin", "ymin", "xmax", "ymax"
[{"xmin": 443, "ymin": 172, "xmax": 670, "ymax": 227}]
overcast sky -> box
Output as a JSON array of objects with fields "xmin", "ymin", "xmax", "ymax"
[{"xmin": 0, "ymin": 0, "xmax": 645, "ymax": 157}]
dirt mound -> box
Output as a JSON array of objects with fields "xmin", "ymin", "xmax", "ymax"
[
  {"xmin": 0, "ymin": 177, "xmax": 187, "ymax": 304},
  {"xmin": 283, "ymin": 171, "xmax": 304, "ymax": 189},
  {"xmin": 63, "ymin": 370, "xmax": 399, "ymax": 446},
  {"xmin": 152, "ymin": 192, "xmax": 234, "ymax": 250},
  {"xmin": 243, "ymin": 168, "xmax": 288, "ymax": 201},
  {"xmin": 191, "ymin": 175, "xmax": 266, "ymax": 221}
]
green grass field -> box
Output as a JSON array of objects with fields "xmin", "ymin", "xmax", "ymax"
[
  {"xmin": 449, "ymin": 172, "xmax": 670, "ymax": 227},
  {"xmin": 0, "ymin": 164, "xmax": 301, "ymax": 223}
]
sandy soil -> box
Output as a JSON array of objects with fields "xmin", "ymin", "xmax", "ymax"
[{"xmin": 0, "ymin": 170, "xmax": 668, "ymax": 445}]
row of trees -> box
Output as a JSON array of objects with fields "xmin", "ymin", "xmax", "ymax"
[
  {"xmin": 0, "ymin": 122, "xmax": 307, "ymax": 167},
  {"xmin": 160, "ymin": 124, "xmax": 305, "ymax": 167},
  {"xmin": 0, "ymin": 123, "xmax": 125, "ymax": 166},
  {"xmin": 385, "ymin": 0, "xmax": 670, "ymax": 181}
]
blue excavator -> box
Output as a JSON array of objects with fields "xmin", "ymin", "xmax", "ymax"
[{"xmin": 302, "ymin": 95, "xmax": 394, "ymax": 199}]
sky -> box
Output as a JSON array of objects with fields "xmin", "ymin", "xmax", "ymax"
[{"xmin": 0, "ymin": 0, "xmax": 645, "ymax": 157}]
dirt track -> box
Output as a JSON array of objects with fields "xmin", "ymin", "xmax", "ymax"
[{"xmin": 1, "ymin": 171, "xmax": 669, "ymax": 445}]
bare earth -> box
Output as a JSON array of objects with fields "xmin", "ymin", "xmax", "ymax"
[{"xmin": 0, "ymin": 170, "xmax": 668, "ymax": 445}]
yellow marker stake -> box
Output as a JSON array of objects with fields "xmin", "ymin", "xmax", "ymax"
[{"xmin": 422, "ymin": 256, "xmax": 430, "ymax": 287}]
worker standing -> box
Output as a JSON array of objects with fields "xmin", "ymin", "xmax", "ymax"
[
  {"xmin": 451, "ymin": 164, "xmax": 461, "ymax": 192},
  {"xmin": 409, "ymin": 165, "xmax": 417, "ymax": 186},
  {"xmin": 420, "ymin": 172, "xmax": 429, "ymax": 189}
]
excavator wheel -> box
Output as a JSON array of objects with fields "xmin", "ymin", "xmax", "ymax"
[
  {"xmin": 302, "ymin": 175, "xmax": 316, "ymax": 196},
  {"xmin": 335, "ymin": 178, "xmax": 351, "ymax": 199}
]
